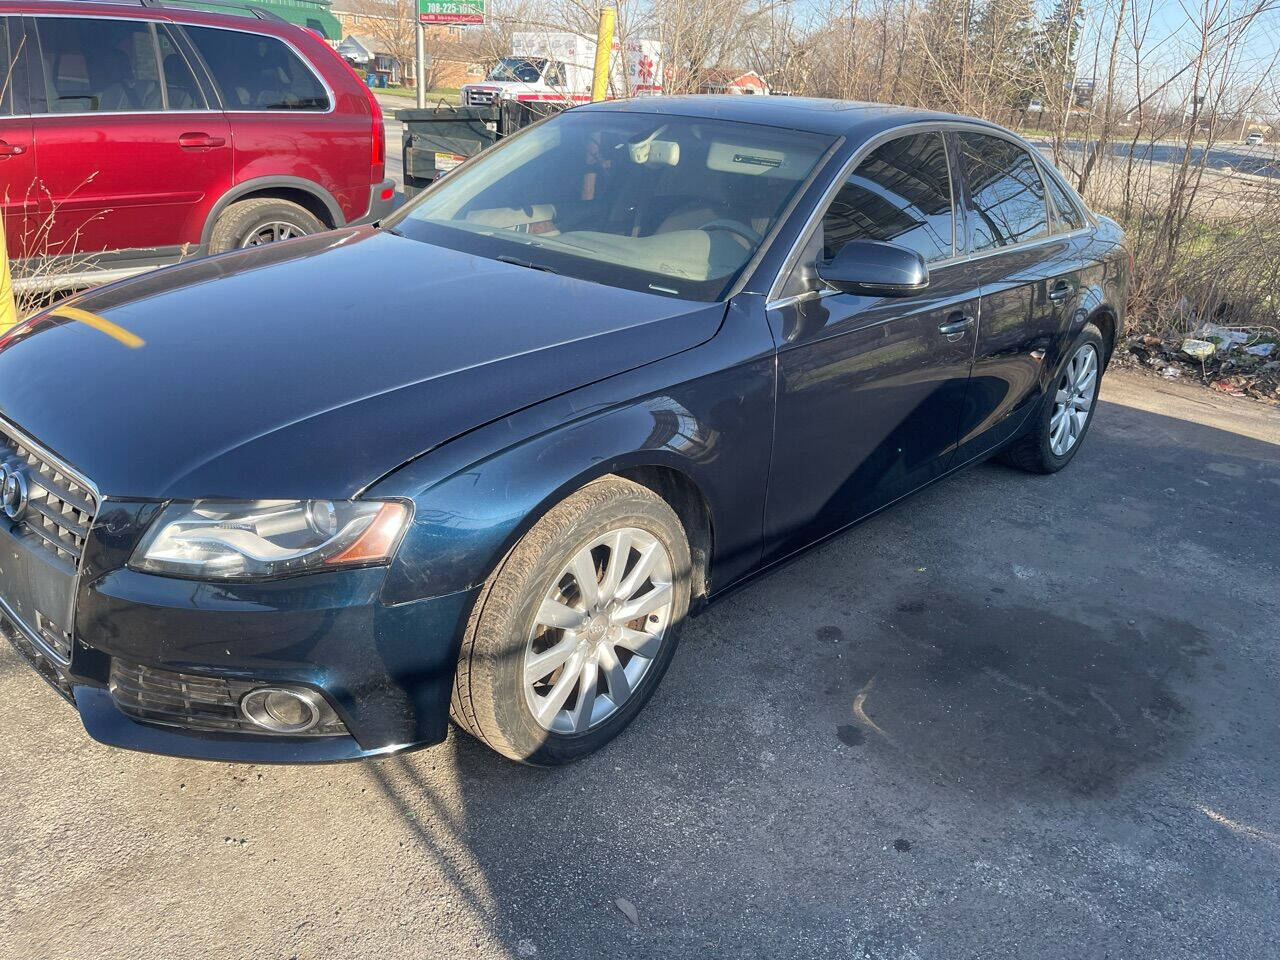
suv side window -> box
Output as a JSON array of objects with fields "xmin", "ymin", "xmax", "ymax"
[
  {"xmin": 33, "ymin": 17, "xmax": 164, "ymax": 113},
  {"xmin": 821, "ymin": 132, "xmax": 955, "ymax": 264},
  {"xmin": 184, "ymin": 26, "xmax": 328, "ymax": 111},
  {"xmin": 957, "ymin": 132, "xmax": 1049, "ymax": 250},
  {"xmin": 1, "ymin": 19, "xmax": 12, "ymax": 115},
  {"xmin": 1042, "ymin": 166, "xmax": 1085, "ymax": 231},
  {"xmin": 156, "ymin": 25, "xmax": 206, "ymax": 110}
]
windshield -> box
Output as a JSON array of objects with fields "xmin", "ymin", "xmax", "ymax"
[
  {"xmin": 390, "ymin": 112, "xmax": 835, "ymax": 301},
  {"xmin": 488, "ymin": 57, "xmax": 546, "ymax": 83}
]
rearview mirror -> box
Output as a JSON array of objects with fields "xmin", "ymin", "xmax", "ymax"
[{"xmin": 816, "ymin": 239, "xmax": 929, "ymax": 297}]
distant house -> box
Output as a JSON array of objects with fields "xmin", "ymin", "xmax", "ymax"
[
  {"xmin": 338, "ymin": 34, "xmax": 402, "ymax": 84},
  {"xmin": 699, "ymin": 69, "xmax": 770, "ymax": 95}
]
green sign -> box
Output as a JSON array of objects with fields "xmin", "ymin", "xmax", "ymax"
[{"xmin": 418, "ymin": 0, "xmax": 484, "ymax": 24}]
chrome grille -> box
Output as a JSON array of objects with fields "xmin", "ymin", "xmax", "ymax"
[
  {"xmin": 0, "ymin": 420, "xmax": 98, "ymax": 568},
  {"xmin": 109, "ymin": 660, "xmax": 347, "ymax": 737},
  {"xmin": 466, "ymin": 88, "xmax": 496, "ymax": 105}
]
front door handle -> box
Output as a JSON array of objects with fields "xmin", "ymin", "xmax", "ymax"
[
  {"xmin": 0, "ymin": 139, "xmax": 25, "ymax": 158},
  {"xmin": 178, "ymin": 133, "xmax": 226, "ymax": 149},
  {"xmin": 1048, "ymin": 280, "xmax": 1074, "ymax": 302},
  {"xmin": 938, "ymin": 312, "xmax": 975, "ymax": 340}
]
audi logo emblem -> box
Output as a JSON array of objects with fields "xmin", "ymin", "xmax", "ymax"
[{"xmin": 0, "ymin": 463, "xmax": 29, "ymax": 522}]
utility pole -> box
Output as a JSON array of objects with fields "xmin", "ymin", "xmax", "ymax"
[
  {"xmin": 591, "ymin": 4, "xmax": 616, "ymax": 102},
  {"xmin": 416, "ymin": 14, "xmax": 427, "ymax": 109}
]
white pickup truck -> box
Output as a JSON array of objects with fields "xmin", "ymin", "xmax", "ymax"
[{"xmin": 461, "ymin": 32, "xmax": 662, "ymax": 107}]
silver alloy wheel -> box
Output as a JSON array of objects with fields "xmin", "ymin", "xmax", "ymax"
[
  {"xmin": 1050, "ymin": 342, "xmax": 1099, "ymax": 456},
  {"xmin": 523, "ymin": 527, "xmax": 675, "ymax": 734},
  {"xmin": 240, "ymin": 221, "xmax": 303, "ymax": 247}
]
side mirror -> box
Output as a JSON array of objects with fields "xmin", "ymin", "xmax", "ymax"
[{"xmin": 816, "ymin": 239, "xmax": 929, "ymax": 297}]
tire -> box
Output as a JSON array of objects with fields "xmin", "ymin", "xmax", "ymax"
[
  {"xmin": 451, "ymin": 476, "xmax": 692, "ymax": 765},
  {"xmin": 208, "ymin": 198, "xmax": 325, "ymax": 253},
  {"xmin": 1000, "ymin": 322, "xmax": 1105, "ymax": 474}
]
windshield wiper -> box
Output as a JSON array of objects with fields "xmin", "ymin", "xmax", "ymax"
[{"xmin": 496, "ymin": 255, "xmax": 558, "ymax": 274}]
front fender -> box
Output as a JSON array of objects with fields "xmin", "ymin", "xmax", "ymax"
[{"xmin": 369, "ymin": 296, "xmax": 777, "ymax": 605}]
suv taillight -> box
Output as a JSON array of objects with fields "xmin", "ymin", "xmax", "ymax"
[{"xmin": 363, "ymin": 85, "xmax": 386, "ymax": 182}]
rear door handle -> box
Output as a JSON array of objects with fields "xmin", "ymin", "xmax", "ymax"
[
  {"xmin": 0, "ymin": 140, "xmax": 26, "ymax": 158},
  {"xmin": 178, "ymin": 133, "xmax": 226, "ymax": 149},
  {"xmin": 1048, "ymin": 280, "xmax": 1074, "ymax": 302},
  {"xmin": 938, "ymin": 312, "xmax": 975, "ymax": 340}
]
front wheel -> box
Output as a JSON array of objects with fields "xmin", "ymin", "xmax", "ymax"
[
  {"xmin": 451, "ymin": 476, "xmax": 692, "ymax": 764},
  {"xmin": 1001, "ymin": 323, "xmax": 1105, "ymax": 474}
]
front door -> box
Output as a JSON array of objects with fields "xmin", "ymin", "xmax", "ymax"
[
  {"xmin": 27, "ymin": 15, "xmax": 232, "ymax": 258},
  {"xmin": 1, "ymin": 17, "xmax": 38, "ymax": 260},
  {"xmin": 764, "ymin": 132, "xmax": 979, "ymax": 561}
]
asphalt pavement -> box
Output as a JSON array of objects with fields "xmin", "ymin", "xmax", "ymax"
[{"xmin": 1, "ymin": 369, "xmax": 1277, "ymax": 960}]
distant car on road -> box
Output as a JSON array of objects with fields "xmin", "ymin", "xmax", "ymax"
[
  {"xmin": 0, "ymin": 97, "xmax": 1129, "ymax": 766},
  {"xmin": 1245, "ymin": 132, "xmax": 1265, "ymax": 147},
  {"xmin": 0, "ymin": 0, "xmax": 394, "ymax": 291}
]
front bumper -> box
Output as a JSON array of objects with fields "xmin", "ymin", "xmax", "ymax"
[{"xmin": 2, "ymin": 501, "xmax": 479, "ymax": 763}]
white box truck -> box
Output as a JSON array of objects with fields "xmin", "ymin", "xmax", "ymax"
[{"xmin": 461, "ymin": 32, "xmax": 662, "ymax": 107}]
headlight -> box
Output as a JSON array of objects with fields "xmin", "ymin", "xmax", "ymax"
[{"xmin": 130, "ymin": 499, "xmax": 411, "ymax": 580}]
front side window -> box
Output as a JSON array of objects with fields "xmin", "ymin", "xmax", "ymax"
[
  {"xmin": 391, "ymin": 111, "xmax": 834, "ymax": 301},
  {"xmin": 820, "ymin": 132, "xmax": 955, "ymax": 264},
  {"xmin": 184, "ymin": 26, "xmax": 328, "ymax": 111},
  {"xmin": 958, "ymin": 132, "xmax": 1049, "ymax": 250},
  {"xmin": 34, "ymin": 17, "xmax": 163, "ymax": 113}
]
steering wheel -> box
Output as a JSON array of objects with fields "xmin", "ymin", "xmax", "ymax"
[{"xmin": 698, "ymin": 218, "xmax": 764, "ymax": 247}]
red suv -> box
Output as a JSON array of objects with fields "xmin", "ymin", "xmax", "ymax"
[{"xmin": 0, "ymin": 0, "xmax": 392, "ymax": 289}]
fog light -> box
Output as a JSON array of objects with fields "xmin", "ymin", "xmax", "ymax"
[{"xmin": 240, "ymin": 686, "xmax": 324, "ymax": 734}]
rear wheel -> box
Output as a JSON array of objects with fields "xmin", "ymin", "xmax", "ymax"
[
  {"xmin": 1001, "ymin": 323, "xmax": 1104, "ymax": 474},
  {"xmin": 451, "ymin": 476, "xmax": 692, "ymax": 765},
  {"xmin": 208, "ymin": 198, "xmax": 325, "ymax": 253}
]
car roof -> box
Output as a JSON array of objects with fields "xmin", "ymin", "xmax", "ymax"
[
  {"xmin": 0, "ymin": 0, "xmax": 302, "ymax": 36},
  {"xmin": 575, "ymin": 95, "xmax": 1003, "ymax": 140}
]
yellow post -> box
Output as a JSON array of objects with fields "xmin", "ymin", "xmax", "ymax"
[
  {"xmin": 591, "ymin": 5, "xmax": 616, "ymax": 103},
  {"xmin": 0, "ymin": 214, "xmax": 16, "ymax": 334}
]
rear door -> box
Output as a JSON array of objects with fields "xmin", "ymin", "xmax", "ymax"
[
  {"xmin": 763, "ymin": 131, "xmax": 979, "ymax": 561},
  {"xmin": 179, "ymin": 25, "xmax": 368, "ymax": 224},
  {"xmin": 27, "ymin": 14, "xmax": 232, "ymax": 259},
  {"xmin": 0, "ymin": 17, "xmax": 38, "ymax": 260},
  {"xmin": 952, "ymin": 131, "xmax": 1082, "ymax": 460}
]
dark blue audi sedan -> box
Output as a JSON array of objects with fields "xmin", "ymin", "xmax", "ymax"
[{"xmin": 0, "ymin": 97, "xmax": 1128, "ymax": 765}]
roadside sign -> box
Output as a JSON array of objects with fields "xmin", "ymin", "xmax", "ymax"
[{"xmin": 419, "ymin": 0, "xmax": 483, "ymax": 24}]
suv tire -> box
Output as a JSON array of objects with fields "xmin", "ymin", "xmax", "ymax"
[{"xmin": 209, "ymin": 198, "xmax": 325, "ymax": 253}]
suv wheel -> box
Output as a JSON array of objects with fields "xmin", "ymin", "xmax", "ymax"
[
  {"xmin": 209, "ymin": 198, "xmax": 325, "ymax": 253},
  {"xmin": 451, "ymin": 476, "xmax": 692, "ymax": 765}
]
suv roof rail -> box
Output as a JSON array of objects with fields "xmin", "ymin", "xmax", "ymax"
[{"xmin": 134, "ymin": 0, "xmax": 290, "ymax": 24}]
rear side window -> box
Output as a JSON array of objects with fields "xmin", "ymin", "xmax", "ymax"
[
  {"xmin": 957, "ymin": 133, "xmax": 1049, "ymax": 250},
  {"xmin": 34, "ymin": 17, "xmax": 164, "ymax": 113},
  {"xmin": 156, "ymin": 26, "xmax": 206, "ymax": 110},
  {"xmin": 820, "ymin": 132, "xmax": 955, "ymax": 264},
  {"xmin": 0, "ymin": 19, "xmax": 12, "ymax": 115},
  {"xmin": 1043, "ymin": 167, "xmax": 1085, "ymax": 231},
  {"xmin": 184, "ymin": 26, "xmax": 328, "ymax": 111}
]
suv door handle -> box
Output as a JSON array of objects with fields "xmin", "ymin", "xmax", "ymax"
[
  {"xmin": 178, "ymin": 133, "xmax": 226, "ymax": 149},
  {"xmin": 1048, "ymin": 280, "xmax": 1075, "ymax": 302},
  {"xmin": 0, "ymin": 140, "xmax": 25, "ymax": 157},
  {"xmin": 938, "ymin": 312, "xmax": 975, "ymax": 340}
]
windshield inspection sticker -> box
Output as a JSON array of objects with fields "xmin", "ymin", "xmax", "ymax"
[{"xmin": 732, "ymin": 153, "xmax": 783, "ymax": 168}]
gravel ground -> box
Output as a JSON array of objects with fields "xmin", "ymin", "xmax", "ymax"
[{"xmin": 1, "ymin": 369, "xmax": 1277, "ymax": 960}]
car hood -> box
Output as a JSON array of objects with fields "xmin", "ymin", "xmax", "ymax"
[{"xmin": 0, "ymin": 228, "xmax": 724, "ymax": 500}]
